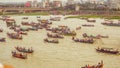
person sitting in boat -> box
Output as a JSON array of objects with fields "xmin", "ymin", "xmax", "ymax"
[
  {"xmin": 98, "ymin": 47, "xmax": 100, "ymax": 50},
  {"xmin": 20, "ymin": 53, "xmax": 22, "ymax": 57},
  {"xmin": 72, "ymin": 37, "xmax": 74, "ymax": 40},
  {"xmin": 100, "ymin": 60, "xmax": 103, "ymax": 68},
  {"xmin": 28, "ymin": 48, "xmax": 31, "ymax": 52}
]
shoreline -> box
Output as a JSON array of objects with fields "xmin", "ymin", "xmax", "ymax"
[{"xmin": 0, "ymin": 12, "xmax": 120, "ymax": 19}]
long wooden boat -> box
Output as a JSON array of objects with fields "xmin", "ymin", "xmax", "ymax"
[
  {"xmin": 82, "ymin": 24, "xmax": 94, "ymax": 27},
  {"xmin": 50, "ymin": 17, "xmax": 61, "ymax": 21},
  {"xmin": 87, "ymin": 19, "xmax": 96, "ymax": 22},
  {"xmin": 15, "ymin": 47, "xmax": 34, "ymax": 53},
  {"xmin": 47, "ymin": 33, "xmax": 64, "ymax": 39},
  {"xmin": 72, "ymin": 37, "xmax": 94, "ymax": 44},
  {"xmin": 12, "ymin": 51, "xmax": 27, "ymax": 59},
  {"xmin": 7, "ymin": 32, "xmax": 22, "ymax": 40},
  {"xmin": 96, "ymin": 47, "xmax": 119, "ymax": 54},
  {"xmin": 44, "ymin": 38, "xmax": 59, "ymax": 43},
  {"xmin": 0, "ymin": 37, "xmax": 5, "ymax": 42},
  {"xmin": 81, "ymin": 61, "xmax": 103, "ymax": 68},
  {"xmin": 101, "ymin": 22, "xmax": 120, "ymax": 27}
]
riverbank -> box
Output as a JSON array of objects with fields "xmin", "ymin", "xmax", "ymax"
[
  {"xmin": 0, "ymin": 12, "xmax": 50, "ymax": 16},
  {"xmin": 65, "ymin": 15, "xmax": 120, "ymax": 19},
  {"xmin": 1, "ymin": 11, "xmax": 120, "ymax": 19}
]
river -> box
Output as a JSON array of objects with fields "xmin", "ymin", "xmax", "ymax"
[{"xmin": 0, "ymin": 15, "xmax": 120, "ymax": 68}]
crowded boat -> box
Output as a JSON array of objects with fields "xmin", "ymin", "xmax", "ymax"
[
  {"xmin": 22, "ymin": 17, "xmax": 28, "ymax": 19},
  {"xmin": 96, "ymin": 47, "xmax": 119, "ymax": 54},
  {"xmin": 82, "ymin": 33, "xmax": 109, "ymax": 39},
  {"xmin": 47, "ymin": 33, "xmax": 64, "ymax": 39},
  {"xmin": 101, "ymin": 21, "xmax": 120, "ymax": 27},
  {"xmin": 87, "ymin": 19, "xmax": 96, "ymax": 22},
  {"xmin": 7, "ymin": 32, "xmax": 22, "ymax": 40},
  {"xmin": 82, "ymin": 24, "xmax": 94, "ymax": 27},
  {"xmin": 15, "ymin": 46, "xmax": 34, "ymax": 53},
  {"xmin": 0, "ymin": 28, "xmax": 3, "ymax": 32},
  {"xmin": 44, "ymin": 38, "xmax": 59, "ymax": 43},
  {"xmin": 81, "ymin": 61, "xmax": 103, "ymax": 68},
  {"xmin": 11, "ymin": 51, "xmax": 27, "ymax": 59},
  {"xmin": 0, "ymin": 37, "xmax": 5, "ymax": 42},
  {"xmin": 72, "ymin": 37, "xmax": 94, "ymax": 44},
  {"xmin": 50, "ymin": 17, "xmax": 61, "ymax": 21}
]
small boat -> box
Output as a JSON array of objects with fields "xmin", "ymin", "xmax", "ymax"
[
  {"xmin": 0, "ymin": 28, "xmax": 3, "ymax": 32},
  {"xmin": 7, "ymin": 32, "xmax": 22, "ymax": 40},
  {"xmin": 61, "ymin": 30, "xmax": 76, "ymax": 36},
  {"xmin": 15, "ymin": 46, "xmax": 34, "ymax": 53},
  {"xmin": 72, "ymin": 37, "xmax": 94, "ymax": 44},
  {"xmin": 21, "ymin": 21, "xmax": 31, "ymax": 26},
  {"xmin": 0, "ymin": 37, "xmax": 5, "ymax": 42},
  {"xmin": 87, "ymin": 19, "xmax": 96, "ymax": 22},
  {"xmin": 50, "ymin": 17, "xmax": 61, "ymax": 21},
  {"xmin": 37, "ymin": 16, "xmax": 40, "ymax": 18},
  {"xmin": 82, "ymin": 33, "xmax": 109, "ymax": 39},
  {"xmin": 82, "ymin": 24, "xmax": 94, "ymax": 27},
  {"xmin": 97, "ymin": 35, "xmax": 109, "ymax": 38},
  {"xmin": 29, "ymin": 27, "xmax": 38, "ymax": 31},
  {"xmin": 76, "ymin": 26, "xmax": 81, "ymax": 30},
  {"xmin": 101, "ymin": 22, "xmax": 120, "ymax": 27},
  {"xmin": 18, "ymin": 31, "xmax": 27, "ymax": 35},
  {"xmin": 81, "ymin": 61, "xmax": 103, "ymax": 68},
  {"xmin": 82, "ymin": 33, "xmax": 100, "ymax": 39},
  {"xmin": 47, "ymin": 33, "xmax": 64, "ymax": 39},
  {"xmin": 22, "ymin": 17, "xmax": 28, "ymax": 19},
  {"xmin": 44, "ymin": 38, "xmax": 59, "ymax": 43},
  {"xmin": 11, "ymin": 51, "xmax": 27, "ymax": 59},
  {"xmin": 96, "ymin": 47, "xmax": 119, "ymax": 54}
]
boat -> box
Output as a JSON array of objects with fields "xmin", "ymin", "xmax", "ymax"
[
  {"xmin": 50, "ymin": 17, "xmax": 61, "ymax": 21},
  {"xmin": 17, "ymin": 31, "xmax": 27, "ymax": 35},
  {"xmin": 22, "ymin": 17, "xmax": 28, "ymax": 19},
  {"xmin": 97, "ymin": 35, "xmax": 109, "ymax": 38},
  {"xmin": 0, "ymin": 28, "xmax": 3, "ymax": 32},
  {"xmin": 82, "ymin": 33, "xmax": 100, "ymax": 39},
  {"xmin": 82, "ymin": 24, "xmax": 94, "ymax": 27},
  {"xmin": 0, "ymin": 37, "xmax": 5, "ymax": 42},
  {"xmin": 82, "ymin": 33, "xmax": 109, "ymax": 39},
  {"xmin": 81, "ymin": 61, "xmax": 103, "ymax": 68},
  {"xmin": 62, "ymin": 32, "xmax": 76, "ymax": 36},
  {"xmin": 60, "ymin": 30, "xmax": 76, "ymax": 36},
  {"xmin": 101, "ymin": 22, "xmax": 120, "ymax": 27},
  {"xmin": 47, "ymin": 33, "xmax": 64, "ymax": 39},
  {"xmin": 44, "ymin": 38, "xmax": 59, "ymax": 43},
  {"xmin": 29, "ymin": 26, "xmax": 38, "ymax": 31},
  {"xmin": 11, "ymin": 51, "xmax": 27, "ymax": 59},
  {"xmin": 21, "ymin": 21, "xmax": 31, "ymax": 26},
  {"xmin": 87, "ymin": 19, "xmax": 96, "ymax": 22},
  {"xmin": 76, "ymin": 26, "xmax": 81, "ymax": 30},
  {"xmin": 15, "ymin": 46, "xmax": 34, "ymax": 53},
  {"xmin": 7, "ymin": 32, "xmax": 22, "ymax": 40},
  {"xmin": 72, "ymin": 37, "xmax": 94, "ymax": 44},
  {"xmin": 96, "ymin": 47, "xmax": 119, "ymax": 54},
  {"xmin": 37, "ymin": 16, "xmax": 40, "ymax": 18}
]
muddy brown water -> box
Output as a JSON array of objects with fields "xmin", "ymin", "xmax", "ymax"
[{"xmin": 0, "ymin": 15, "xmax": 120, "ymax": 68}]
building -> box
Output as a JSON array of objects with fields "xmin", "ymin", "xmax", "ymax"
[
  {"xmin": 107, "ymin": 0, "xmax": 120, "ymax": 9},
  {"xmin": 53, "ymin": 0, "xmax": 62, "ymax": 8},
  {"xmin": 88, "ymin": 0, "xmax": 97, "ymax": 4},
  {"xmin": 42, "ymin": 0, "xmax": 50, "ymax": 8},
  {"xmin": 32, "ymin": 0, "xmax": 38, "ymax": 7},
  {"xmin": 25, "ymin": 1, "xmax": 32, "ymax": 7},
  {"xmin": 67, "ymin": 0, "xmax": 75, "ymax": 5},
  {"xmin": 75, "ymin": 5, "xmax": 80, "ymax": 11}
]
